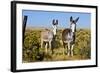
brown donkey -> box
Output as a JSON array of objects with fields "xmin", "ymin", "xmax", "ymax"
[{"xmin": 62, "ymin": 16, "xmax": 79, "ymax": 56}]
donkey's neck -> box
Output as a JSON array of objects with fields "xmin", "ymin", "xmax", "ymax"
[
  {"xmin": 70, "ymin": 24, "xmax": 75, "ymax": 33},
  {"xmin": 52, "ymin": 25, "xmax": 57, "ymax": 35},
  {"xmin": 69, "ymin": 25, "xmax": 76, "ymax": 43}
]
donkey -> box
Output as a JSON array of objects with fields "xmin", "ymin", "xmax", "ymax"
[
  {"xmin": 62, "ymin": 16, "xmax": 79, "ymax": 56},
  {"xmin": 41, "ymin": 19, "xmax": 58, "ymax": 54}
]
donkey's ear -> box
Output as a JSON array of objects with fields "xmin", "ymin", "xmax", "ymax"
[
  {"xmin": 70, "ymin": 16, "xmax": 73, "ymax": 22},
  {"xmin": 75, "ymin": 17, "xmax": 79, "ymax": 23},
  {"xmin": 56, "ymin": 19, "xmax": 58, "ymax": 25},
  {"xmin": 52, "ymin": 19, "xmax": 55, "ymax": 25}
]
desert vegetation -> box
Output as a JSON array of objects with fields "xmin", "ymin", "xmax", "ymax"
[{"xmin": 23, "ymin": 28, "xmax": 91, "ymax": 63}]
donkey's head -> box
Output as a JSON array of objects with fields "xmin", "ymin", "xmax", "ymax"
[
  {"xmin": 70, "ymin": 16, "xmax": 79, "ymax": 33},
  {"xmin": 52, "ymin": 19, "xmax": 58, "ymax": 35}
]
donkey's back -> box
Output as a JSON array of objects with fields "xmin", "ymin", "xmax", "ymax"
[{"xmin": 41, "ymin": 29, "xmax": 53, "ymax": 41}]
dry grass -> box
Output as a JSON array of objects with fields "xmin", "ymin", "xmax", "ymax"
[{"xmin": 23, "ymin": 28, "xmax": 91, "ymax": 63}]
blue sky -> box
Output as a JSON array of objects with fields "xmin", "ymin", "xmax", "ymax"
[{"xmin": 22, "ymin": 10, "xmax": 91, "ymax": 29}]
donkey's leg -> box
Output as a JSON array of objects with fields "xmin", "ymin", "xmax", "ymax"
[
  {"xmin": 71, "ymin": 44, "xmax": 74, "ymax": 56},
  {"xmin": 45, "ymin": 42, "xmax": 48, "ymax": 54},
  {"xmin": 66, "ymin": 44, "xmax": 68, "ymax": 55},
  {"xmin": 67, "ymin": 42, "xmax": 70, "ymax": 56},
  {"xmin": 63, "ymin": 42, "xmax": 65, "ymax": 55},
  {"xmin": 49, "ymin": 41, "xmax": 52, "ymax": 54},
  {"xmin": 49, "ymin": 41, "xmax": 51, "ymax": 49},
  {"xmin": 41, "ymin": 39, "xmax": 43, "ymax": 48}
]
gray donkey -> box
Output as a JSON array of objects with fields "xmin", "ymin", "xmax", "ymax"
[
  {"xmin": 41, "ymin": 19, "xmax": 58, "ymax": 54},
  {"xmin": 62, "ymin": 16, "xmax": 79, "ymax": 56}
]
